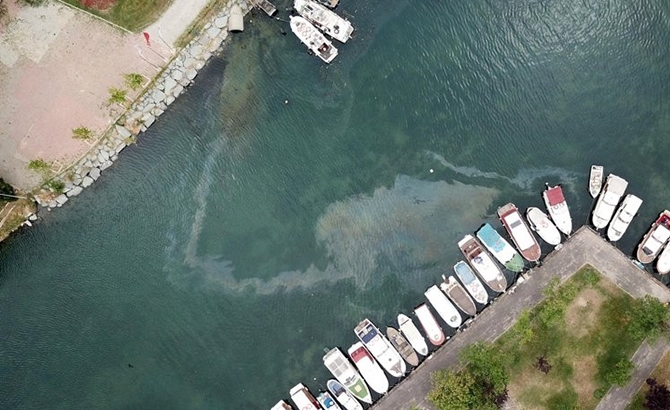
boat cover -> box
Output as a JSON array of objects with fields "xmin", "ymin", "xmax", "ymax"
[{"xmin": 545, "ymin": 186, "xmax": 565, "ymax": 206}]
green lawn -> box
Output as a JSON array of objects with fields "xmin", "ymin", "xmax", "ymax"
[{"xmin": 496, "ymin": 267, "xmax": 644, "ymax": 410}]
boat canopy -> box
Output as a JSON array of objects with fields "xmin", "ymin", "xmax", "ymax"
[{"xmin": 545, "ymin": 186, "xmax": 565, "ymax": 206}]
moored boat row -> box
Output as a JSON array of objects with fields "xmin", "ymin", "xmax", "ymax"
[
  {"xmin": 290, "ymin": 0, "xmax": 354, "ymax": 63},
  {"xmin": 273, "ymin": 165, "xmax": 670, "ymax": 410}
]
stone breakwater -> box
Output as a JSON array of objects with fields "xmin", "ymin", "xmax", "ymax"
[{"xmin": 35, "ymin": 0, "xmax": 251, "ymax": 210}]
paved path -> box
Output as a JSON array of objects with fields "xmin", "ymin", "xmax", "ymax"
[
  {"xmin": 595, "ymin": 339, "xmax": 670, "ymax": 410},
  {"xmin": 371, "ymin": 227, "xmax": 670, "ymax": 410},
  {"xmin": 144, "ymin": 0, "xmax": 220, "ymax": 47}
]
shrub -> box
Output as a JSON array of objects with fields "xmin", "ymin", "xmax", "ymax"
[
  {"xmin": 108, "ymin": 87, "xmax": 128, "ymax": 105},
  {"xmin": 0, "ymin": 177, "xmax": 16, "ymax": 201},
  {"xmin": 604, "ymin": 358, "xmax": 634, "ymax": 387},
  {"xmin": 627, "ymin": 295, "xmax": 669, "ymax": 342},
  {"xmin": 45, "ymin": 180, "xmax": 65, "ymax": 194},
  {"xmin": 72, "ymin": 126, "xmax": 94, "ymax": 140},
  {"xmin": 124, "ymin": 73, "xmax": 145, "ymax": 90},
  {"xmin": 28, "ymin": 159, "xmax": 50, "ymax": 173}
]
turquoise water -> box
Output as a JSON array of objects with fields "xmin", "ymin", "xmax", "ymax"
[{"xmin": 1, "ymin": 0, "xmax": 670, "ymax": 408}]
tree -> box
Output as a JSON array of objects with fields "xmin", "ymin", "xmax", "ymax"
[
  {"xmin": 124, "ymin": 73, "xmax": 145, "ymax": 90},
  {"xmin": 627, "ymin": 295, "xmax": 670, "ymax": 342},
  {"xmin": 0, "ymin": 177, "xmax": 16, "ymax": 201},
  {"xmin": 108, "ymin": 87, "xmax": 128, "ymax": 106},
  {"xmin": 462, "ymin": 342, "xmax": 509, "ymax": 395},
  {"xmin": 645, "ymin": 378, "xmax": 670, "ymax": 410},
  {"xmin": 429, "ymin": 369, "xmax": 485, "ymax": 410}
]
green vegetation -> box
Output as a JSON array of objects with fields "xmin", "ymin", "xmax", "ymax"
[
  {"xmin": 429, "ymin": 266, "xmax": 670, "ymax": 410},
  {"xmin": 626, "ymin": 348, "xmax": 670, "ymax": 410},
  {"xmin": 124, "ymin": 73, "xmax": 145, "ymax": 90},
  {"xmin": 0, "ymin": 178, "xmax": 17, "ymax": 201},
  {"xmin": 59, "ymin": 0, "xmax": 173, "ymax": 32},
  {"xmin": 72, "ymin": 126, "xmax": 94, "ymax": 140},
  {"xmin": 108, "ymin": 87, "xmax": 128, "ymax": 106},
  {"xmin": 28, "ymin": 159, "xmax": 51, "ymax": 174},
  {"xmin": 45, "ymin": 180, "xmax": 65, "ymax": 194},
  {"xmin": 20, "ymin": 0, "xmax": 45, "ymax": 5},
  {"xmin": 429, "ymin": 343, "xmax": 509, "ymax": 410},
  {"xmin": 627, "ymin": 295, "xmax": 670, "ymax": 342}
]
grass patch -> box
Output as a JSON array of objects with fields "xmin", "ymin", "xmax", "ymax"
[
  {"xmin": 59, "ymin": 0, "xmax": 173, "ymax": 32},
  {"xmin": 499, "ymin": 266, "xmax": 648, "ymax": 409}
]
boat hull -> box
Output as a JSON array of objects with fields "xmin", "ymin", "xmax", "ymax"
[
  {"xmin": 591, "ymin": 175, "xmax": 628, "ymax": 230},
  {"xmin": 386, "ymin": 327, "xmax": 420, "ymax": 367},
  {"xmin": 414, "ymin": 304, "xmax": 445, "ymax": 346},
  {"xmin": 347, "ymin": 343, "xmax": 389, "ymax": 395},
  {"xmin": 476, "ymin": 223, "xmax": 524, "ymax": 273},
  {"xmin": 397, "ymin": 313, "xmax": 429, "ymax": 356},
  {"xmin": 589, "ymin": 165, "xmax": 604, "ymax": 198},
  {"xmin": 453, "ymin": 261, "xmax": 489, "ymax": 305},
  {"xmin": 458, "ymin": 234, "xmax": 508, "ymax": 292},
  {"xmin": 440, "ymin": 275, "xmax": 477, "ymax": 316},
  {"xmin": 607, "ymin": 194, "xmax": 643, "ymax": 242},
  {"xmin": 294, "ymin": 0, "xmax": 354, "ymax": 43},
  {"xmin": 354, "ymin": 319, "xmax": 406, "ymax": 378},
  {"xmin": 543, "ymin": 185, "xmax": 573, "ymax": 235},
  {"xmin": 322, "ymin": 347, "xmax": 372, "ymax": 404},
  {"xmin": 498, "ymin": 203, "xmax": 541, "ymax": 262},
  {"xmin": 289, "ymin": 16, "xmax": 338, "ymax": 63},
  {"xmin": 637, "ymin": 211, "xmax": 670, "ymax": 265},
  {"xmin": 327, "ymin": 380, "xmax": 364, "ymax": 410},
  {"xmin": 425, "ymin": 285, "xmax": 463, "ymax": 328},
  {"xmin": 526, "ymin": 207, "xmax": 562, "ymax": 246}
]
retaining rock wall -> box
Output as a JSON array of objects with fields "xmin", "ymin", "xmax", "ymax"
[{"xmin": 35, "ymin": 0, "xmax": 251, "ymax": 210}]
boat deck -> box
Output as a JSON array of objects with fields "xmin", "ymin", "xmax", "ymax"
[
  {"xmin": 370, "ymin": 227, "xmax": 670, "ymax": 410},
  {"xmin": 253, "ymin": 0, "xmax": 277, "ymax": 16}
]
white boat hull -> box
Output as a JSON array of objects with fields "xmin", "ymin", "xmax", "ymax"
[
  {"xmin": 425, "ymin": 285, "xmax": 462, "ymax": 328},
  {"xmin": 526, "ymin": 207, "xmax": 562, "ymax": 246},
  {"xmin": 347, "ymin": 343, "xmax": 389, "ymax": 395},
  {"xmin": 657, "ymin": 244, "xmax": 670, "ymax": 274},
  {"xmin": 607, "ymin": 194, "xmax": 643, "ymax": 242},
  {"xmin": 397, "ymin": 314, "xmax": 429, "ymax": 356}
]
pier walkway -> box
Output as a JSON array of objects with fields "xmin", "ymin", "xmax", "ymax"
[{"xmin": 372, "ymin": 226, "xmax": 670, "ymax": 410}]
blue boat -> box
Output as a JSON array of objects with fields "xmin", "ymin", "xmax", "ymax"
[{"xmin": 476, "ymin": 224, "xmax": 524, "ymax": 273}]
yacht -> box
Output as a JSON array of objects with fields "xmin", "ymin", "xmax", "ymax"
[
  {"xmin": 322, "ymin": 347, "xmax": 372, "ymax": 404},
  {"xmin": 453, "ymin": 261, "xmax": 488, "ymax": 305},
  {"xmin": 592, "ymin": 174, "xmax": 628, "ymax": 229},
  {"xmin": 440, "ymin": 275, "xmax": 476, "ymax": 316},
  {"xmin": 459, "ymin": 234, "xmax": 508, "ymax": 292},
  {"xmin": 326, "ymin": 379, "xmax": 363, "ymax": 410},
  {"xmin": 347, "ymin": 342, "xmax": 389, "ymax": 394},
  {"xmin": 354, "ymin": 318, "xmax": 406, "ymax": 378},
  {"xmin": 397, "ymin": 313, "xmax": 429, "ymax": 356},
  {"xmin": 476, "ymin": 223, "xmax": 524, "ymax": 273},
  {"xmin": 543, "ymin": 185, "xmax": 573, "ymax": 235},
  {"xmin": 425, "ymin": 285, "xmax": 462, "ymax": 328},
  {"xmin": 526, "ymin": 207, "xmax": 561, "ymax": 246},
  {"xmin": 607, "ymin": 194, "xmax": 643, "ymax": 242},
  {"xmin": 386, "ymin": 327, "xmax": 419, "ymax": 367},
  {"xmin": 294, "ymin": 0, "xmax": 354, "ymax": 43},
  {"xmin": 636, "ymin": 210, "xmax": 670, "ymax": 264},
  {"xmin": 414, "ymin": 303, "xmax": 445, "ymax": 346},
  {"xmin": 289, "ymin": 16, "xmax": 338, "ymax": 63},
  {"xmin": 498, "ymin": 203, "xmax": 541, "ymax": 262},
  {"xmin": 290, "ymin": 383, "xmax": 322, "ymax": 410}
]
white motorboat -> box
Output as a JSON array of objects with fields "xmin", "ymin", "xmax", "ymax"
[
  {"xmin": 290, "ymin": 383, "xmax": 322, "ymax": 410},
  {"xmin": 322, "ymin": 347, "xmax": 372, "ymax": 404},
  {"xmin": 637, "ymin": 210, "xmax": 670, "ymax": 264},
  {"xmin": 589, "ymin": 165, "xmax": 604, "ymax": 198},
  {"xmin": 425, "ymin": 285, "xmax": 462, "ymax": 328},
  {"xmin": 397, "ymin": 313, "xmax": 429, "ymax": 356},
  {"xmin": 327, "ymin": 379, "xmax": 363, "ymax": 410},
  {"xmin": 498, "ymin": 203, "xmax": 542, "ymax": 262},
  {"xmin": 413, "ymin": 303, "xmax": 445, "ymax": 346},
  {"xmin": 289, "ymin": 16, "xmax": 338, "ymax": 63},
  {"xmin": 458, "ymin": 234, "xmax": 508, "ymax": 292},
  {"xmin": 607, "ymin": 194, "xmax": 643, "ymax": 242},
  {"xmin": 354, "ymin": 318, "xmax": 406, "ymax": 378},
  {"xmin": 347, "ymin": 342, "xmax": 389, "ymax": 395},
  {"xmin": 543, "ymin": 185, "xmax": 573, "ymax": 236},
  {"xmin": 592, "ymin": 174, "xmax": 628, "ymax": 229},
  {"xmin": 317, "ymin": 391, "xmax": 341, "ymax": 410},
  {"xmin": 526, "ymin": 207, "xmax": 562, "ymax": 246},
  {"xmin": 294, "ymin": 0, "xmax": 354, "ymax": 43},
  {"xmin": 453, "ymin": 261, "xmax": 488, "ymax": 305}
]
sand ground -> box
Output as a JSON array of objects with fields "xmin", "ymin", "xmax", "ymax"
[{"xmin": 0, "ymin": 0, "xmax": 190, "ymax": 189}]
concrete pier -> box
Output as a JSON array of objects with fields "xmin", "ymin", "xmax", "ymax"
[{"xmin": 372, "ymin": 226, "xmax": 670, "ymax": 410}]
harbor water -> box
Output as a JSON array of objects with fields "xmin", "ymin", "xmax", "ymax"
[{"xmin": 1, "ymin": 0, "xmax": 669, "ymax": 408}]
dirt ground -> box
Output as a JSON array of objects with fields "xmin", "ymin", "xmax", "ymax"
[{"xmin": 0, "ymin": 0, "xmax": 172, "ymax": 189}]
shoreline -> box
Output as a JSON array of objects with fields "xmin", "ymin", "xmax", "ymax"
[{"xmin": 0, "ymin": 0, "xmax": 251, "ymax": 240}]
